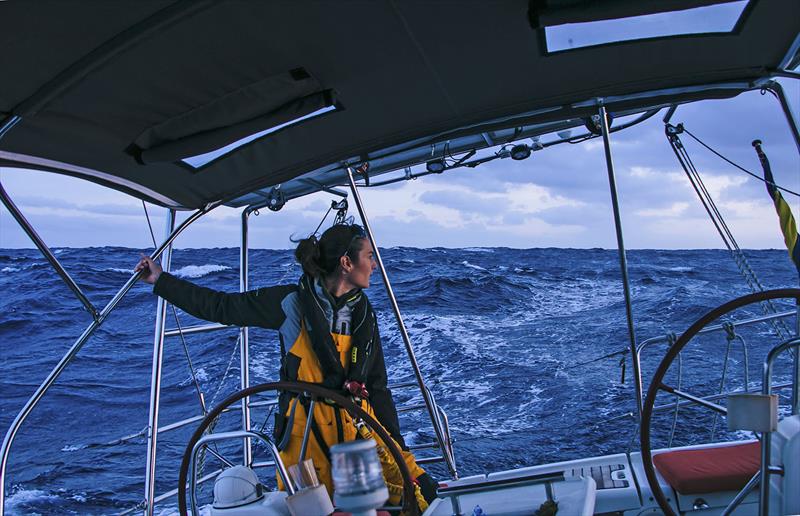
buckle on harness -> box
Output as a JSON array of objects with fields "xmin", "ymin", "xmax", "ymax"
[{"xmin": 344, "ymin": 380, "xmax": 369, "ymax": 399}]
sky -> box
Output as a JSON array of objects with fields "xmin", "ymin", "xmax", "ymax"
[{"xmin": 1, "ymin": 0, "xmax": 798, "ymax": 251}]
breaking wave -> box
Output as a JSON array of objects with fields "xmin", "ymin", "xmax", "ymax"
[{"xmin": 172, "ymin": 264, "xmax": 231, "ymax": 278}]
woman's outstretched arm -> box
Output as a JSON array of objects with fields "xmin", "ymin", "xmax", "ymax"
[{"xmin": 135, "ymin": 255, "xmax": 295, "ymax": 329}]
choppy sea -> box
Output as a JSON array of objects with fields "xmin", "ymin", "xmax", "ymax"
[{"xmin": 1, "ymin": 247, "xmax": 798, "ymax": 515}]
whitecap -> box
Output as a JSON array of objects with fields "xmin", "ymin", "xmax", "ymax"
[
  {"xmin": 1, "ymin": 267, "xmax": 19, "ymax": 273},
  {"xmin": 249, "ymin": 353, "xmax": 281, "ymax": 381},
  {"xmin": 668, "ymin": 266, "xmax": 693, "ymax": 272},
  {"xmin": 61, "ymin": 444, "xmax": 87, "ymax": 452},
  {"xmin": 5, "ymin": 488, "xmax": 58, "ymax": 513},
  {"xmin": 108, "ymin": 267, "xmax": 132, "ymax": 274},
  {"xmin": 179, "ymin": 368, "xmax": 209, "ymax": 387},
  {"xmin": 462, "ymin": 247, "xmax": 494, "ymax": 253},
  {"xmin": 461, "ymin": 261, "xmax": 486, "ymax": 271},
  {"xmin": 173, "ymin": 264, "xmax": 231, "ymax": 279}
]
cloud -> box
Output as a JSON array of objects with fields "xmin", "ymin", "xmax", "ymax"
[
  {"xmin": 636, "ymin": 202, "xmax": 690, "ymax": 217},
  {"xmin": 418, "ymin": 190, "xmax": 503, "ymax": 215}
]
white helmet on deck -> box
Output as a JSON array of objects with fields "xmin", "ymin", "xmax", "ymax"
[{"xmin": 213, "ymin": 465, "xmax": 264, "ymax": 509}]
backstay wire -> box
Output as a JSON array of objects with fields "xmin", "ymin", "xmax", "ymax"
[{"xmin": 665, "ymin": 125, "xmax": 794, "ymax": 342}]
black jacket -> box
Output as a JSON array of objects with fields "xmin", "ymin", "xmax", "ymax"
[{"xmin": 153, "ymin": 272, "xmax": 406, "ymax": 447}]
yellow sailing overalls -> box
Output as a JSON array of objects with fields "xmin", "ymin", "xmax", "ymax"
[{"xmin": 276, "ymin": 323, "xmax": 426, "ymax": 498}]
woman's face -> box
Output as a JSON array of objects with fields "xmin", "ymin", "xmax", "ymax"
[{"xmin": 344, "ymin": 238, "xmax": 376, "ymax": 289}]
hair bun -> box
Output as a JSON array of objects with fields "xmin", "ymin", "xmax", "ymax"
[{"xmin": 294, "ymin": 234, "xmax": 324, "ymax": 277}]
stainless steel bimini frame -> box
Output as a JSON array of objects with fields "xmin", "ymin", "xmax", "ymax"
[
  {"xmin": 239, "ymin": 207, "xmax": 255, "ymax": 467},
  {"xmin": 597, "ymin": 103, "xmax": 644, "ymax": 422},
  {"xmin": 143, "ymin": 209, "xmax": 177, "ymax": 515},
  {"xmin": 346, "ymin": 166, "xmax": 459, "ymax": 478},
  {"xmin": 0, "ymin": 192, "xmax": 220, "ymax": 516}
]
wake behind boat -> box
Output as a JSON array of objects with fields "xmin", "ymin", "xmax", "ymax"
[{"xmin": 1, "ymin": 1, "xmax": 800, "ymax": 515}]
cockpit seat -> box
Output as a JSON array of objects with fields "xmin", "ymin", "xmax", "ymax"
[{"xmin": 653, "ymin": 441, "xmax": 759, "ymax": 494}]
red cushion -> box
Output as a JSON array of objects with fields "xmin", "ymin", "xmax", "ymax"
[{"xmin": 653, "ymin": 441, "xmax": 760, "ymax": 494}]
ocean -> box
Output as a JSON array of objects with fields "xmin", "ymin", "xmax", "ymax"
[{"xmin": 1, "ymin": 247, "xmax": 797, "ymax": 515}]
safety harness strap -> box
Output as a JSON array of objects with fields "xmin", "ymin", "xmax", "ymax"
[
  {"xmin": 297, "ymin": 274, "xmax": 378, "ymax": 391},
  {"xmin": 298, "ymin": 275, "xmax": 346, "ymax": 390}
]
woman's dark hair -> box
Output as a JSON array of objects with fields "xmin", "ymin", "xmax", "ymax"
[{"xmin": 294, "ymin": 224, "xmax": 366, "ymax": 278}]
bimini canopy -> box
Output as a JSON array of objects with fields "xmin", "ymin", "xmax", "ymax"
[{"xmin": 1, "ymin": 0, "xmax": 798, "ymax": 209}]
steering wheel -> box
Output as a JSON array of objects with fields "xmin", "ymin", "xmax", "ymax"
[
  {"xmin": 640, "ymin": 288, "xmax": 800, "ymax": 515},
  {"xmin": 177, "ymin": 381, "xmax": 418, "ymax": 516}
]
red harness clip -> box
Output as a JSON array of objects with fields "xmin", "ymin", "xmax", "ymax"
[{"xmin": 344, "ymin": 380, "xmax": 369, "ymax": 399}]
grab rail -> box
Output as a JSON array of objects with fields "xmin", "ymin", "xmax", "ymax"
[
  {"xmin": 633, "ymin": 309, "xmax": 795, "ymax": 417},
  {"xmin": 189, "ymin": 430, "xmax": 293, "ymax": 515}
]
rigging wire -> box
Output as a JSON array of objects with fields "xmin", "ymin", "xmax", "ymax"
[
  {"xmin": 681, "ymin": 127, "xmax": 800, "ymax": 198},
  {"xmin": 665, "ymin": 128, "xmax": 794, "ymax": 341}
]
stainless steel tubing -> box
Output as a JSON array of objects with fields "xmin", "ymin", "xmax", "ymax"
[
  {"xmin": 388, "ymin": 381, "xmax": 419, "ymax": 389},
  {"xmin": 0, "ymin": 115, "xmax": 21, "ymax": 140},
  {"xmin": 397, "ymin": 403, "xmax": 427, "ymax": 413},
  {"xmin": 190, "ymin": 430, "xmax": 295, "ymax": 515},
  {"xmin": 599, "ymin": 103, "xmax": 643, "ymax": 419},
  {"xmin": 239, "ymin": 209, "xmax": 252, "ymax": 465},
  {"xmin": 248, "ymin": 399, "xmax": 279, "ymax": 409},
  {"xmin": 0, "ymin": 203, "xmax": 217, "ymax": 516},
  {"xmin": 165, "ymin": 322, "xmax": 231, "ymax": 337},
  {"xmin": 769, "ymin": 81, "xmax": 800, "ymax": 156},
  {"xmin": 795, "ymin": 304, "xmax": 799, "ymax": 415},
  {"xmin": 773, "ymin": 69, "xmax": 800, "ymax": 80},
  {"xmin": 659, "ymin": 384, "xmax": 728, "ymax": 415},
  {"xmin": 721, "ymin": 471, "xmax": 760, "ymax": 516},
  {"xmin": 407, "ymin": 442, "xmax": 442, "ymax": 451},
  {"xmin": 0, "ymin": 181, "xmax": 99, "ymax": 319},
  {"xmin": 250, "ymin": 460, "xmax": 277, "ymax": 469},
  {"xmin": 298, "ymin": 399, "xmax": 316, "ymax": 462},
  {"xmin": 759, "ymin": 336, "xmax": 800, "ymax": 516},
  {"xmin": 768, "ymin": 81, "xmax": 800, "ymax": 416},
  {"xmin": 120, "ymin": 468, "xmax": 223, "ymax": 515},
  {"xmin": 158, "ymin": 404, "xmax": 247, "ymax": 434},
  {"xmin": 417, "ymin": 456, "xmax": 446, "ymax": 465},
  {"xmin": 650, "ymin": 381, "xmax": 793, "ymax": 414},
  {"xmin": 637, "ymin": 310, "xmax": 794, "ymax": 353},
  {"xmin": 345, "ymin": 167, "xmax": 458, "ymax": 478},
  {"xmin": 143, "ymin": 209, "xmax": 176, "ymax": 516},
  {"xmin": 437, "ymin": 402, "xmax": 456, "ymax": 471}
]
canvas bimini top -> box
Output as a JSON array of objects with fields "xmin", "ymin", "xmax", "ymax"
[{"xmin": 0, "ymin": 0, "xmax": 798, "ymax": 209}]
